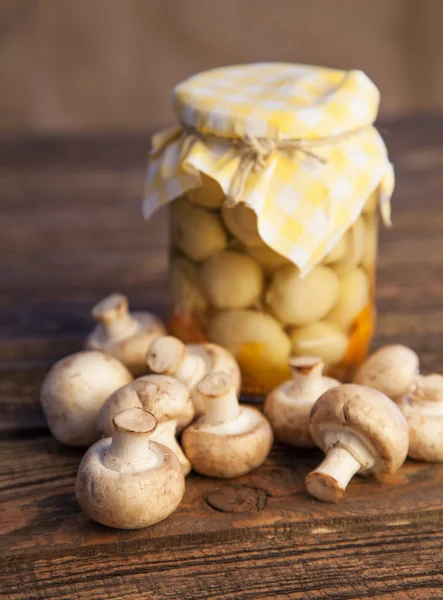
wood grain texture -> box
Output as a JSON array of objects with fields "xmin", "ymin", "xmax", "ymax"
[{"xmin": 1, "ymin": 115, "xmax": 443, "ymax": 598}]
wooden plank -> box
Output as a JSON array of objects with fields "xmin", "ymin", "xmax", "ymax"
[
  {"xmin": 1, "ymin": 116, "xmax": 443, "ymax": 598},
  {"xmin": 1, "ymin": 433, "xmax": 443, "ymax": 557},
  {"xmin": 1, "ymin": 519, "xmax": 442, "ymax": 599}
]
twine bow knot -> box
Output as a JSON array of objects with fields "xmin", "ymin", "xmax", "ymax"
[
  {"xmin": 151, "ymin": 124, "xmax": 366, "ymax": 209},
  {"xmin": 226, "ymin": 135, "xmax": 327, "ymax": 208}
]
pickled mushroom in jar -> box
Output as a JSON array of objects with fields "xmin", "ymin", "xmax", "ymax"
[
  {"xmin": 289, "ymin": 321, "xmax": 349, "ymax": 366},
  {"xmin": 208, "ymin": 309, "xmax": 292, "ymax": 388},
  {"xmin": 187, "ymin": 173, "xmax": 224, "ymax": 210},
  {"xmin": 247, "ymin": 245, "xmax": 291, "ymax": 275},
  {"xmin": 266, "ymin": 265, "xmax": 340, "ymax": 326},
  {"xmin": 171, "ymin": 197, "xmax": 227, "ymax": 262},
  {"xmin": 327, "ymin": 268, "xmax": 370, "ymax": 331},
  {"xmin": 200, "ymin": 251, "xmax": 264, "ymax": 309},
  {"xmin": 330, "ymin": 217, "xmax": 366, "ymax": 276},
  {"xmin": 221, "ymin": 203, "xmax": 265, "ymax": 248},
  {"xmin": 170, "ymin": 256, "xmax": 207, "ymax": 315}
]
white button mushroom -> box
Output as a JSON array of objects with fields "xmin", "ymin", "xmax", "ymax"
[
  {"xmin": 170, "ymin": 256, "xmax": 208, "ymax": 315},
  {"xmin": 182, "ymin": 372, "xmax": 273, "ymax": 478},
  {"xmin": 397, "ymin": 374, "xmax": 443, "ymax": 462},
  {"xmin": 200, "ymin": 251, "xmax": 264, "ymax": 309},
  {"xmin": 327, "ymin": 268, "xmax": 370, "ymax": 331},
  {"xmin": 40, "ymin": 351, "xmax": 133, "ymax": 446},
  {"xmin": 361, "ymin": 213, "xmax": 378, "ymax": 273},
  {"xmin": 246, "ymin": 245, "xmax": 291, "ymax": 275},
  {"xmin": 266, "ymin": 265, "xmax": 340, "ymax": 326},
  {"xmin": 353, "ymin": 344, "xmax": 420, "ymax": 401},
  {"xmin": 85, "ymin": 293, "xmax": 166, "ymax": 376},
  {"xmin": 76, "ymin": 407, "xmax": 185, "ymax": 529},
  {"xmin": 171, "ymin": 197, "xmax": 227, "ymax": 262},
  {"xmin": 207, "ymin": 309, "xmax": 292, "ymax": 375},
  {"xmin": 221, "ymin": 203, "xmax": 265, "ymax": 247},
  {"xmin": 146, "ymin": 335, "xmax": 241, "ymax": 414},
  {"xmin": 289, "ymin": 321, "xmax": 349, "ymax": 366},
  {"xmin": 187, "ymin": 173, "xmax": 224, "ymax": 209},
  {"xmin": 305, "ymin": 384, "xmax": 409, "ymax": 503},
  {"xmin": 264, "ymin": 356, "xmax": 339, "ymax": 448},
  {"xmin": 98, "ymin": 374, "xmax": 194, "ymax": 475},
  {"xmin": 330, "ymin": 217, "xmax": 366, "ymax": 276},
  {"xmin": 322, "ymin": 236, "xmax": 347, "ymax": 265}
]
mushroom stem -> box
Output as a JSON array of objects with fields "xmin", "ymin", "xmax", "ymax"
[
  {"xmin": 150, "ymin": 420, "xmax": 192, "ymax": 475},
  {"xmin": 92, "ymin": 294, "xmax": 138, "ymax": 340},
  {"xmin": 103, "ymin": 408, "xmax": 157, "ymax": 471},
  {"xmin": 176, "ymin": 351, "xmax": 207, "ymax": 388},
  {"xmin": 146, "ymin": 336, "xmax": 206, "ymax": 388},
  {"xmin": 289, "ymin": 356, "xmax": 325, "ymax": 399},
  {"xmin": 305, "ymin": 446, "xmax": 361, "ymax": 503},
  {"xmin": 198, "ymin": 372, "xmax": 240, "ymax": 425}
]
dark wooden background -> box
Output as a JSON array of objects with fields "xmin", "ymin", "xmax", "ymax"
[
  {"xmin": 2, "ymin": 0, "xmax": 443, "ymax": 132},
  {"xmin": 1, "ymin": 115, "xmax": 443, "ymax": 598}
]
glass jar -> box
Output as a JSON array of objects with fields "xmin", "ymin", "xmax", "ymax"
[
  {"xmin": 143, "ymin": 63, "xmax": 394, "ymax": 395},
  {"xmin": 168, "ymin": 180, "xmax": 378, "ymax": 394}
]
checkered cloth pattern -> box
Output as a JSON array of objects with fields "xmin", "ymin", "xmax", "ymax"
[{"xmin": 143, "ymin": 63, "xmax": 394, "ymax": 275}]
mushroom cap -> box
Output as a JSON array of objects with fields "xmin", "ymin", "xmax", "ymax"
[
  {"xmin": 246, "ymin": 245, "xmax": 290, "ymax": 275},
  {"xmin": 353, "ymin": 344, "xmax": 419, "ymax": 400},
  {"xmin": 86, "ymin": 294, "xmax": 166, "ymax": 376},
  {"xmin": 170, "ymin": 256, "xmax": 207, "ymax": 314},
  {"xmin": 98, "ymin": 374, "xmax": 194, "ymax": 438},
  {"xmin": 398, "ymin": 374, "xmax": 443, "ymax": 462},
  {"xmin": 187, "ymin": 173, "xmax": 224, "ymax": 209},
  {"xmin": 332, "ymin": 217, "xmax": 366, "ymax": 276},
  {"xmin": 264, "ymin": 357, "xmax": 339, "ymax": 448},
  {"xmin": 200, "ymin": 250, "xmax": 264, "ymax": 309},
  {"xmin": 410, "ymin": 374, "xmax": 443, "ymax": 404},
  {"xmin": 146, "ymin": 336, "xmax": 187, "ymax": 375},
  {"xmin": 147, "ymin": 337, "xmax": 241, "ymax": 394},
  {"xmin": 40, "ymin": 351, "xmax": 133, "ymax": 446},
  {"xmin": 326, "ymin": 268, "xmax": 370, "ymax": 331},
  {"xmin": 208, "ymin": 309, "xmax": 291, "ymax": 369},
  {"xmin": 182, "ymin": 406, "xmax": 273, "ymax": 478},
  {"xmin": 266, "ymin": 265, "xmax": 340, "ymax": 326},
  {"xmin": 309, "ymin": 384, "xmax": 409, "ymax": 476},
  {"xmin": 75, "ymin": 435, "xmax": 184, "ymax": 529},
  {"xmin": 221, "ymin": 203, "xmax": 264, "ymax": 247},
  {"xmin": 171, "ymin": 196, "xmax": 227, "ymax": 261},
  {"xmin": 289, "ymin": 321, "xmax": 349, "ymax": 365},
  {"xmin": 187, "ymin": 342, "xmax": 242, "ymax": 393}
]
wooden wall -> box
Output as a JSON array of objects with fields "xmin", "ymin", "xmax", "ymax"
[{"xmin": 1, "ymin": 0, "xmax": 443, "ymax": 132}]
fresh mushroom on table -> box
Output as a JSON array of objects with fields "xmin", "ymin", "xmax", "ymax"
[
  {"xmin": 85, "ymin": 293, "xmax": 166, "ymax": 375},
  {"xmin": 146, "ymin": 335, "xmax": 241, "ymax": 412},
  {"xmin": 76, "ymin": 407, "xmax": 185, "ymax": 529},
  {"xmin": 264, "ymin": 356, "xmax": 339, "ymax": 447},
  {"xmin": 305, "ymin": 384, "xmax": 409, "ymax": 503},
  {"xmin": 182, "ymin": 372, "xmax": 273, "ymax": 478},
  {"xmin": 40, "ymin": 350, "xmax": 133, "ymax": 446},
  {"xmin": 353, "ymin": 344, "xmax": 420, "ymax": 401},
  {"xmin": 397, "ymin": 373, "xmax": 443, "ymax": 462},
  {"xmin": 98, "ymin": 374, "xmax": 194, "ymax": 475}
]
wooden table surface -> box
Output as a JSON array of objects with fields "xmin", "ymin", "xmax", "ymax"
[{"xmin": 1, "ymin": 115, "xmax": 443, "ymax": 600}]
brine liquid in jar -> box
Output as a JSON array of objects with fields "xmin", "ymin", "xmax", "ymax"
[{"xmin": 168, "ymin": 177, "xmax": 379, "ymax": 394}]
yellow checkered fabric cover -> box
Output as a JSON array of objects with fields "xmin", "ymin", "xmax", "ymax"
[{"xmin": 143, "ymin": 63, "xmax": 394, "ymax": 275}]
